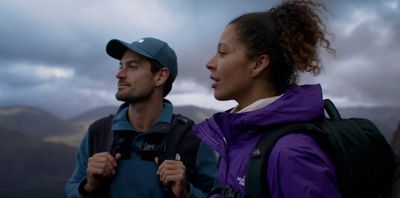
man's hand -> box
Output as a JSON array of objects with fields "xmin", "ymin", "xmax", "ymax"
[
  {"xmin": 84, "ymin": 152, "xmax": 121, "ymax": 193},
  {"xmin": 157, "ymin": 159, "xmax": 189, "ymax": 198}
]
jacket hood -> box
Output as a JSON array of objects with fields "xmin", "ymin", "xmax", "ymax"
[{"xmin": 193, "ymin": 84, "xmax": 324, "ymax": 154}]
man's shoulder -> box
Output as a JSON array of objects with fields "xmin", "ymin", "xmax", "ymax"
[
  {"xmin": 89, "ymin": 114, "xmax": 114, "ymax": 131},
  {"xmin": 172, "ymin": 113, "xmax": 194, "ymax": 125}
]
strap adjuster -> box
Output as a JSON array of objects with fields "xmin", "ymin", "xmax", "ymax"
[{"xmin": 223, "ymin": 187, "xmax": 241, "ymax": 198}]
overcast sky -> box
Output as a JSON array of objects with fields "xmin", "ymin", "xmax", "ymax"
[{"xmin": 1, "ymin": 0, "xmax": 399, "ymax": 119}]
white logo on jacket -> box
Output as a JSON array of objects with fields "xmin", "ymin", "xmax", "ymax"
[{"xmin": 237, "ymin": 176, "xmax": 245, "ymax": 186}]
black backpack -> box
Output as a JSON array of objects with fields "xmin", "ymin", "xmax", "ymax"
[
  {"xmin": 87, "ymin": 113, "xmax": 201, "ymax": 197},
  {"xmin": 210, "ymin": 99, "xmax": 396, "ymax": 198}
]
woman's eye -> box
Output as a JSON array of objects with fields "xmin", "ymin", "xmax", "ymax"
[{"xmin": 217, "ymin": 51, "xmax": 226, "ymax": 57}]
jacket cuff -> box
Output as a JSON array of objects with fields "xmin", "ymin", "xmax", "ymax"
[
  {"xmin": 186, "ymin": 182, "xmax": 196, "ymax": 198},
  {"xmin": 78, "ymin": 177, "xmax": 99, "ymax": 198}
]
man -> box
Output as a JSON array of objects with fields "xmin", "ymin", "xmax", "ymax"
[{"xmin": 65, "ymin": 37, "xmax": 217, "ymax": 197}]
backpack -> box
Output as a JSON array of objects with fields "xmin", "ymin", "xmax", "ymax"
[
  {"xmin": 210, "ymin": 99, "xmax": 396, "ymax": 198},
  {"xmin": 87, "ymin": 113, "xmax": 201, "ymax": 198}
]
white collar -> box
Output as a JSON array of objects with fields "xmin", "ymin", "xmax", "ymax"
[{"xmin": 232, "ymin": 94, "xmax": 282, "ymax": 113}]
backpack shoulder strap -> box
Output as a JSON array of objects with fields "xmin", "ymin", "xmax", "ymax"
[
  {"xmin": 244, "ymin": 100, "xmax": 342, "ymax": 197},
  {"xmin": 159, "ymin": 114, "xmax": 200, "ymax": 169},
  {"xmin": 88, "ymin": 114, "xmax": 114, "ymax": 156},
  {"xmin": 174, "ymin": 114, "xmax": 201, "ymax": 170},
  {"xmin": 86, "ymin": 114, "xmax": 114, "ymax": 198},
  {"xmin": 158, "ymin": 114, "xmax": 200, "ymax": 197},
  {"xmin": 245, "ymin": 123, "xmax": 312, "ymax": 198}
]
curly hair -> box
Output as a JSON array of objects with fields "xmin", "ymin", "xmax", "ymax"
[{"xmin": 229, "ymin": 0, "xmax": 334, "ymax": 94}]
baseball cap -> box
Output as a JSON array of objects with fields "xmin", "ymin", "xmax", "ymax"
[{"xmin": 106, "ymin": 37, "xmax": 178, "ymax": 82}]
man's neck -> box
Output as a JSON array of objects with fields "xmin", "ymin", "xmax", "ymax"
[{"xmin": 127, "ymin": 97, "xmax": 164, "ymax": 132}]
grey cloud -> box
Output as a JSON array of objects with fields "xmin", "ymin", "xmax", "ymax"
[
  {"xmin": 320, "ymin": 1, "xmax": 400, "ymax": 107},
  {"xmin": 1, "ymin": 0, "xmax": 399, "ymax": 119}
]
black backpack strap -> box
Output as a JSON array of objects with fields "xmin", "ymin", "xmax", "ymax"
[
  {"xmin": 159, "ymin": 114, "xmax": 198, "ymax": 166},
  {"xmin": 158, "ymin": 114, "xmax": 200, "ymax": 197},
  {"xmin": 230, "ymin": 98, "xmax": 395, "ymax": 198},
  {"xmin": 244, "ymin": 99, "xmax": 342, "ymax": 197},
  {"xmin": 207, "ymin": 123, "xmax": 315, "ymax": 198},
  {"xmin": 88, "ymin": 114, "xmax": 114, "ymax": 156},
  {"xmin": 207, "ymin": 185, "xmax": 245, "ymax": 198},
  {"xmin": 245, "ymin": 123, "xmax": 314, "ymax": 198},
  {"xmin": 87, "ymin": 114, "xmax": 114, "ymax": 198},
  {"xmin": 323, "ymin": 99, "xmax": 341, "ymax": 121}
]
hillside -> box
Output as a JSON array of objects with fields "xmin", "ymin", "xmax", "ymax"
[
  {"xmin": 338, "ymin": 107, "xmax": 400, "ymax": 140},
  {"xmin": 174, "ymin": 105, "xmax": 217, "ymax": 123},
  {"xmin": 1, "ymin": 105, "xmax": 399, "ymax": 146},
  {"xmin": 390, "ymin": 122, "xmax": 400, "ymax": 198},
  {"xmin": 0, "ymin": 106, "xmax": 72, "ymax": 137},
  {"xmin": 0, "ymin": 104, "xmax": 399, "ymax": 197},
  {"xmin": 0, "ymin": 127, "xmax": 76, "ymax": 197},
  {"xmin": 45, "ymin": 106, "xmax": 119, "ymax": 147},
  {"xmin": 45, "ymin": 105, "xmax": 217, "ymax": 147}
]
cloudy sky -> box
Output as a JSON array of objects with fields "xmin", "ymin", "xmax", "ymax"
[{"xmin": 0, "ymin": 0, "xmax": 399, "ymax": 119}]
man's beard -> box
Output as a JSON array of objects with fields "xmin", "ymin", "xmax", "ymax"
[{"xmin": 115, "ymin": 87, "xmax": 155, "ymax": 104}]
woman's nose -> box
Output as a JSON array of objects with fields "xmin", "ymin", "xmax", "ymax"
[{"xmin": 206, "ymin": 54, "xmax": 217, "ymax": 71}]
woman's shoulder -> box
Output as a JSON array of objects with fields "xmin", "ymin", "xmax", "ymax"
[
  {"xmin": 269, "ymin": 132, "xmax": 332, "ymax": 165},
  {"xmin": 274, "ymin": 133, "xmax": 319, "ymax": 150},
  {"xmin": 266, "ymin": 133, "xmax": 340, "ymax": 197}
]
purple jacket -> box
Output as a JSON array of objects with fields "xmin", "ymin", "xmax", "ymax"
[{"xmin": 193, "ymin": 84, "xmax": 342, "ymax": 198}]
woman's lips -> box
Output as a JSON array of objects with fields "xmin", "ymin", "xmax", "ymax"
[{"xmin": 210, "ymin": 76, "xmax": 219, "ymax": 88}]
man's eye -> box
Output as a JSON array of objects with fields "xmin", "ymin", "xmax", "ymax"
[{"xmin": 128, "ymin": 64, "xmax": 138, "ymax": 69}]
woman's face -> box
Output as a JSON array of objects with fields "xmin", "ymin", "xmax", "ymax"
[{"xmin": 206, "ymin": 24, "xmax": 257, "ymax": 103}]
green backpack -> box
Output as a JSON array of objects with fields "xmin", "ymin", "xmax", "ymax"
[{"xmin": 210, "ymin": 99, "xmax": 396, "ymax": 198}]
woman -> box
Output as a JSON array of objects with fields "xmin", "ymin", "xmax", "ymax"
[{"xmin": 193, "ymin": 0, "xmax": 340, "ymax": 197}]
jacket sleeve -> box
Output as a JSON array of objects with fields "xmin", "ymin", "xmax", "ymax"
[
  {"xmin": 186, "ymin": 142, "xmax": 218, "ymax": 198},
  {"xmin": 64, "ymin": 133, "xmax": 97, "ymax": 198},
  {"xmin": 267, "ymin": 133, "xmax": 342, "ymax": 198}
]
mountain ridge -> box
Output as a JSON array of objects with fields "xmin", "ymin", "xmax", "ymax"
[
  {"xmin": 1, "ymin": 105, "xmax": 399, "ymax": 197},
  {"xmin": 0, "ymin": 126, "xmax": 76, "ymax": 197},
  {"xmin": 1, "ymin": 104, "xmax": 399, "ymax": 144},
  {"xmin": 0, "ymin": 105, "xmax": 72, "ymax": 138}
]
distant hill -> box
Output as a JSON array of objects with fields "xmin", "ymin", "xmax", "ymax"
[
  {"xmin": 46, "ymin": 106, "xmax": 119, "ymax": 147},
  {"xmin": 68, "ymin": 105, "xmax": 215, "ymax": 124},
  {"xmin": 68, "ymin": 105, "xmax": 118, "ymax": 123},
  {"xmin": 174, "ymin": 105, "xmax": 216, "ymax": 124},
  {"xmin": 0, "ymin": 106, "xmax": 72, "ymax": 138},
  {"xmin": 391, "ymin": 122, "xmax": 400, "ymax": 154},
  {"xmin": 44, "ymin": 105, "xmax": 217, "ymax": 147},
  {"xmin": 1, "ymin": 104, "xmax": 399, "ymax": 144},
  {"xmin": 0, "ymin": 126, "xmax": 76, "ymax": 198},
  {"xmin": 338, "ymin": 107, "xmax": 400, "ymax": 140},
  {"xmin": 0, "ymin": 104, "xmax": 399, "ymax": 197},
  {"xmin": 390, "ymin": 122, "xmax": 400, "ymax": 197}
]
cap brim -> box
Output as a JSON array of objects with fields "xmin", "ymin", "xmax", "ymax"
[{"xmin": 106, "ymin": 39, "xmax": 154, "ymax": 60}]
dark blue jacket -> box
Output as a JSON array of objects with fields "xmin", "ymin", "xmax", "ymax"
[{"xmin": 65, "ymin": 100, "xmax": 217, "ymax": 197}]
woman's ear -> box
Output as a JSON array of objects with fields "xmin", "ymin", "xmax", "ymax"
[
  {"xmin": 250, "ymin": 54, "xmax": 269, "ymax": 78},
  {"xmin": 154, "ymin": 68, "xmax": 170, "ymax": 87}
]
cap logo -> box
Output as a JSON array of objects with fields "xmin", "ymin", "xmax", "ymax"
[{"xmin": 137, "ymin": 39, "xmax": 144, "ymax": 43}]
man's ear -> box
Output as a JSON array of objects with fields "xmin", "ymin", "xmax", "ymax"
[
  {"xmin": 154, "ymin": 68, "xmax": 170, "ymax": 87},
  {"xmin": 250, "ymin": 54, "xmax": 269, "ymax": 78}
]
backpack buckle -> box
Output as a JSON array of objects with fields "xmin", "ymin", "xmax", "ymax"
[{"xmin": 223, "ymin": 187, "xmax": 240, "ymax": 198}]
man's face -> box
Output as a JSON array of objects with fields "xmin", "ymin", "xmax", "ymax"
[{"xmin": 115, "ymin": 50, "xmax": 157, "ymax": 103}]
